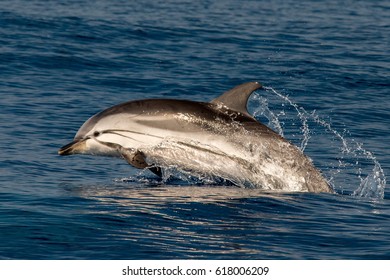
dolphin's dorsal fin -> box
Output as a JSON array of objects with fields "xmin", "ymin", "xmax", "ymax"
[{"xmin": 210, "ymin": 82, "xmax": 262, "ymax": 116}]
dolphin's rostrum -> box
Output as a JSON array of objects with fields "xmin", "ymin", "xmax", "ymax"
[{"xmin": 59, "ymin": 82, "xmax": 332, "ymax": 193}]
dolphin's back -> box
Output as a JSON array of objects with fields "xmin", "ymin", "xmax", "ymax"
[{"xmin": 76, "ymin": 97, "xmax": 280, "ymax": 139}]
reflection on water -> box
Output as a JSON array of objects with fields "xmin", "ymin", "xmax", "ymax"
[
  {"xmin": 58, "ymin": 180, "xmax": 389, "ymax": 259},
  {"xmin": 61, "ymin": 182, "xmax": 305, "ymax": 258},
  {"xmin": 70, "ymin": 183, "xmax": 295, "ymax": 205}
]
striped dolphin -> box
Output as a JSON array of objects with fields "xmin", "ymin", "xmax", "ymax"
[{"xmin": 58, "ymin": 82, "xmax": 332, "ymax": 193}]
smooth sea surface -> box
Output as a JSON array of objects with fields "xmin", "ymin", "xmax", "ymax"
[{"xmin": 1, "ymin": 0, "xmax": 389, "ymax": 259}]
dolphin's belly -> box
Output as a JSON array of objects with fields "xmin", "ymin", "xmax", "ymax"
[
  {"xmin": 140, "ymin": 132, "xmax": 331, "ymax": 192},
  {"xmin": 141, "ymin": 138, "xmax": 259, "ymax": 188}
]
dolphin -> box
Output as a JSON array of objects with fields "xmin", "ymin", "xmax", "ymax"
[{"xmin": 59, "ymin": 82, "xmax": 332, "ymax": 193}]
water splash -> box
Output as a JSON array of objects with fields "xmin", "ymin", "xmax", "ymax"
[
  {"xmin": 250, "ymin": 87, "xmax": 386, "ymax": 199},
  {"xmin": 252, "ymin": 96, "xmax": 285, "ymax": 137},
  {"xmin": 116, "ymin": 167, "xmax": 235, "ymax": 187},
  {"xmin": 262, "ymin": 87, "xmax": 311, "ymax": 151}
]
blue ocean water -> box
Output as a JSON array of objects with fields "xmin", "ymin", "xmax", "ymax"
[{"xmin": 0, "ymin": 0, "xmax": 389, "ymax": 259}]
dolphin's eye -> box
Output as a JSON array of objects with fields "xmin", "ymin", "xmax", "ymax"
[{"xmin": 93, "ymin": 131, "xmax": 100, "ymax": 137}]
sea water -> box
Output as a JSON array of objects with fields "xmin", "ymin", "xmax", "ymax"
[{"xmin": 0, "ymin": 0, "xmax": 389, "ymax": 259}]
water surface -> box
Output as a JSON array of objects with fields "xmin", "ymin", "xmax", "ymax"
[{"xmin": 0, "ymin": 0, "xmax": 389, "ymax": 259}]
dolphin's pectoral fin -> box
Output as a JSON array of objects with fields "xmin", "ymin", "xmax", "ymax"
[
  {"xmin": 210, "ymin": 81, "xmax": 262, "ymax": 117},
  {"xmin": 120, "ymin": 148, "xmax": 163, "ymax": 177},
  {"xmin": 120, "ymin": 148, "xmax": 149, "ymax": 169},
  {"xmin": 148, "ymin": 166, "xmax": 162, "ymax": 177}
]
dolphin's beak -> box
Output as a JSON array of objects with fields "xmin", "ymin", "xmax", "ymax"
[{"xmin": 58, "ymin": 139, "xmax": 87, "ymax": 156}]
